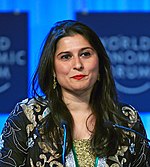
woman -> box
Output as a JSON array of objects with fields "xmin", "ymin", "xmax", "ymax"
[{"xmin": 0, "ymin": 20, "xmax": 149, "ymax": 167}]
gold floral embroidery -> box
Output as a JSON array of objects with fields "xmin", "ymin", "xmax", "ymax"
[
  {"xmin": 108, "ymin": 145, "xmax": 128, "ymax": 165},
  {"xmin": 38, "ymin": 141, "xmax": 60, "ymax": 157},
  {"xmin": 26, "ymin": 124, "xmax": 35, "ymax": 137},
  {"xmin": 107, "ymin": 105, "xmax": 138, "ymax": 166},
  {"xmin": 28, "ymin": 98, "xmax": 42, "ymax": 112},
  {"xmin": 117, "ymin": 146, "xmax": 128, "ymax": 156},
  {"xmin": 49, "ymin": 161, "xmax": 63, "ymax": 167},
  {"xmin": 38, "ymin": 115, "xmax": 43, "ymax": 122},
  {"xmin": 38, "ymin": 142, "xmax": 53, "ymax": 154},
  {"xmin": 122, "ymin": 106, "xmax": 138, "ymax": 126},
  {"xmin": 110, "ymin": 163, "xmax": 120, "ymax": 167},
  {"xmin": 108, "ymin": 155, "xmax": 120, "ymax": 164},
  {"xmin": 21, "ymin": 104, "xmax": 36, "ymax": 125},
  {"xmin": 30, "ymin": 155, "xmax": 64, "ymax": 167},
  {"xmin": 30, "ymin": 158, "xmax": 35, "ymax": 167},
  {"xmin": 21, "ymin": 98, "xmax": 48, "ymax": 137},
  {"xmin": 121, "ymin": 106, "xmax": 137, "ymax": 142}
]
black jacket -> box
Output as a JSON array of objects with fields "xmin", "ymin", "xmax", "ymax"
[{"xmin": 0, "ymin": 98, "xmax": 150, "ymax": 167}]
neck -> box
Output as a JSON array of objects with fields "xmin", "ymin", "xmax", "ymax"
[
  {"xmin": 62, "ymin": 90, "xmax": 91, "ymax": 114},
  {"xmin": 62, "ymin": 89, "xmax": 95, "ymax": 140},
  {"xmin": 62, "ymin": 87, "xmax": 91, "ymax": 112}
]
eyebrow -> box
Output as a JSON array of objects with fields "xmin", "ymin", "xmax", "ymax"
[
  {"xmin": 80, "ymin": 47, "xmax": 94, "ymax": 51},
  {"xmin": 56, "ymin": 47, "xmax": 94, "ymax": 57}
]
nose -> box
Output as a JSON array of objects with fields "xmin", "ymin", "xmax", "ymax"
[{"xmin": 73, "ymin": 56, "xmax": 83, "ymax": 70}]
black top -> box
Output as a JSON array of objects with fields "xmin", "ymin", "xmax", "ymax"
[{"xmin": 0, "ymin": 98, "xmax": 150, "ymax": 167}]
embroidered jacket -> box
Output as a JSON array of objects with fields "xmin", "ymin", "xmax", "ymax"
[{"xmin": 0, "ymin": 98, "xmax": 150, "ymax": 167}]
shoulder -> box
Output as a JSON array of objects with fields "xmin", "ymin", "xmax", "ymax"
[
  {"xmin": 17, "ymin": 97, "xmax": 50, "ymax": 124},
  {"xmin": 115, "ymin": 104, "xmax": 150, "ymax": 166},
  {"xmin": 0, "ymin": 97, "xmax": 50, "ymax": 166},
  {"xmin": 118, "ymin": 103, "xmax": 147, "ymax": 135},
  {"xmin": 120, "ymin": 103, "xmax": 138, "ymax": 124},
  {"xmin": 5, "ymin": 97, "xmax": 50, "ymax": 132},
  {"xmin": 115, "ymin": 103, "xmax": 144, "ymax": 130}
]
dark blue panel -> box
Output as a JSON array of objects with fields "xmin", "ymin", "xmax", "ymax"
[
  {"xmin": 0, "ymin": 13, "xmax": 28, "ymax": 113},
  {"xmin": 77, "ymin": 13, "xmax": 150, "ymax": 112}
]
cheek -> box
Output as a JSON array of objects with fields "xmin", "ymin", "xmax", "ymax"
[
  {"xmin": 55, "ymin": 63, "xmax": 70, "ymax": 76},
  {"xmin": 89, "ymin": 60, "xmax": 99, "ymax": 74}
]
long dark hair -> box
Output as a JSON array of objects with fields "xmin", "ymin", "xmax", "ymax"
[{"xmin": 32, "ymin": 20, "xmax": 127, "ymax": 157}]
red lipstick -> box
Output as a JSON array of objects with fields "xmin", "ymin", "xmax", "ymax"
[{"xmin": 72, "ymin": 75, "xmax": 86, "ymax": 80}]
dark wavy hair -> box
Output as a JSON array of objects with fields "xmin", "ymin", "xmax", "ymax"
[{"xmin": 32, "ymin": 20, "xmax": 127, "ymax": 157}]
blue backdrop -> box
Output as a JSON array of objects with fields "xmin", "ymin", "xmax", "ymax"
[
  {"xmin": 0, "ymin": 13, "xmax": 28, "ymax": 113},
  {"xmin": 77, "ymin": 12, "xmax": 150, "ymax": 112},
  {"xmin": 0, "ymin": 0, "xmax": 150, "ymax": 138}
]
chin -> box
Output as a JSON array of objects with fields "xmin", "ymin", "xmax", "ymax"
[{"xmin": 71, "ymin": 86, "xmax": 93, "ymax": 94}]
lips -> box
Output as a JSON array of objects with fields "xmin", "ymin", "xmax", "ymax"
[{"xmin": 71, "ymin": 75, "xmax": 87, "ymax": 80}]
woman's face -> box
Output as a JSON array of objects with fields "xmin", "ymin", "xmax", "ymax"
[{"xmin": 54, "ymin": 34, "xmax": 99, "ymax": 95}]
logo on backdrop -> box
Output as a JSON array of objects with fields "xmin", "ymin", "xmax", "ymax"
[
  {"xmin": 77, "ymin": 13, "xmax": 150, "ymax": 111},
  {"xmin": 0, "ymin": 36, "xmax": 26, "ymax": 93},
  {"xmin": 0, "ymin": 13, "xmax": 28, "ymax": 113},
  {"xmin": 101, "ymin": 35, "xmax": 150, "ymax": 94}
]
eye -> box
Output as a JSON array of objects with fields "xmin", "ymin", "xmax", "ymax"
[
  {"xmin": 81, "ymin": 51, "xmax": 91, "ymax": 58},
  {"xmin": 60, "ymin": 54, "xmax": 72, "ymax": 60}
]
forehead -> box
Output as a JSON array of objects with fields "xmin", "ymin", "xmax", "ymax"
[{"xmin": 55, "ymin": 34, "xmax": 92, "ymax": 51}]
